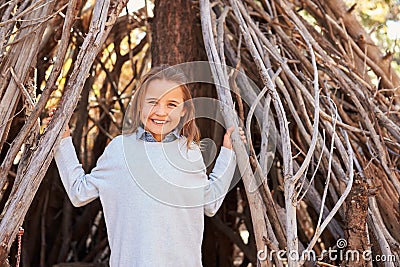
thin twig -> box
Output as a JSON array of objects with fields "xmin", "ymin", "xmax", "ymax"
[
  {"xmin": 9, "ymin": 67, "xmax": 35, "ymax": 108},
  {"xmin": 291, "ymin": 24, "xmax": 320, "ymax": 184}
]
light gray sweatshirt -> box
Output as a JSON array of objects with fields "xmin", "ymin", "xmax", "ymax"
[{"xmin": 54, "ymin": 134, "xmax": 237, "ymax": 267}]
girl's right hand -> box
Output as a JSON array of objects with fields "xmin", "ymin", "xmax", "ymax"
[{"xmin": 44, "ymin": 108, "xmax": 71, "ymax": 139}]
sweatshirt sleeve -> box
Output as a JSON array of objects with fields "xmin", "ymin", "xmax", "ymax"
[
  {"xmin": 54, "ymin": 136, "xmax": 114, "ymax": 207},
  {"xmin": 204, "ymin": 147, "xmax": 237, "ymax": 217}
]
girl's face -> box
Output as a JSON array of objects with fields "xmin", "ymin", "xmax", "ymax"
[{"xmin": 140, "ymin": 79, "xmax": 187, "ymax": 142}]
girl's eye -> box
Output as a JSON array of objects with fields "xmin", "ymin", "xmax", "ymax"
[
  {"xmin": 168, "ymin": 103, "xmax": 178, "ymax": 108},
  {"xmin": 148, "ymin": 101, "xmax": 157, "ymax": 105}
]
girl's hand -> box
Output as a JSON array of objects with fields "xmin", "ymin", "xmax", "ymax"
[
  {"xmin": 43, "ymin": 108, "xmax": 71, "ymax": 139},
  {"xmin": 223, "ymin": 126, "xmax": 247, "ymax": 150}
]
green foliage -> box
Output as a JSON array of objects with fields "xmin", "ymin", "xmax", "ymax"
[{"xmin": 344, "ymin": 0, "xmax": 400, "ymax": 74}]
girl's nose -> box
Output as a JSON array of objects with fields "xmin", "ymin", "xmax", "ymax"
[{"xmin": 154, "ymin": 104, "xmax": 167, "ymax": 116}]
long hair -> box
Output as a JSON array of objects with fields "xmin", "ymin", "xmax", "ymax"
[{"xmin": 124, "ymin": 65, "xmax": 200, "ymax": 148}]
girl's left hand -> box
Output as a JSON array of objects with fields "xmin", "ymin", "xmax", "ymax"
[{"xmin": 223, "ymin": 126, "xmax": 247, "ymax": 150}]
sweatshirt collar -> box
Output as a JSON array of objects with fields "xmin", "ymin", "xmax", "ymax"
[{"xmin": 136, "ymin": 126, "xmax": 180, "ymax": 143}]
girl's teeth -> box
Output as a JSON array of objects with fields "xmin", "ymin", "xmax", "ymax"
[{"xmin": 153, "ymin": 120, "xmax": 166, "ymax": 124}]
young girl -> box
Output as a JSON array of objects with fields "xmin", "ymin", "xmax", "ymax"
[{"xmin": 53, "ymin": 65, "xmax": 245, "ymax": 266}]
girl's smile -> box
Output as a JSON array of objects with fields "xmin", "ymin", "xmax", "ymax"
[{"xmin": 140, "ymin": 79, "xmax": 186, "ymax": 141}]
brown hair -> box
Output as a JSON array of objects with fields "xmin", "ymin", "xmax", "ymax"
[{"xmin": 124, "ymin": 65, "xmax": 200, "ymax": 148}]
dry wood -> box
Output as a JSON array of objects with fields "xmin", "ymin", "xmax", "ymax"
[
  {"xmin": 202, "ymin": 0, "xmax": 399, "ymax": 266},
  {"xmin": 0, "ymin": 0, "xmax": 399, "ymax": 265},
  {"xmin": 0, "ymin": 0, "xmax": 72, "ymax": 201},
  {"xmin": 0, "ymin": 0, "xmax": 56, "ymax": 156},
  {"xmin": 0, "ymin": 0, "xmax": 129, "ymax": 264},
  {"xmin": 200, "ymin": 2, "xmax": 271, "ymax": 266}
]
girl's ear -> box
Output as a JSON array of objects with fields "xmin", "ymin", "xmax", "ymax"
[{"xmin": 180, "ymin": 106, "xmax": 187, "ymax": 117}]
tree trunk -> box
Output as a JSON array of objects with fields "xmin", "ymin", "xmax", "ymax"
[
  {"xmin": 343, "ymin": 173, "xmax": 370, "ymax": 267},
  {"xmin": 152, "ymin": 0, "xmax": 204, "ymax": 65}
]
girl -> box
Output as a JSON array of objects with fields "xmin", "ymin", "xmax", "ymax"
[{"xmin": 53, "ymin": 65, "xmax": 245, "ymax": 266}]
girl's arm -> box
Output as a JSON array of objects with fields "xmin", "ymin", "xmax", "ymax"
[
  {"xmin": 203, "ymin": 146, "xmax": 237, "ymax": 216},
  {"xmin": 54, "ymin": 136, "xmax": 115, "ymax": 207},
  {"xmin": 203, "ymin": 127, "xmax": 245, "ymax": 216},
  {"xmin": 46, "ymin": 108, "xmax": 114, "ymax": 207}
]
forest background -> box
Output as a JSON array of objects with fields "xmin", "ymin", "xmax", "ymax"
[{"xmin": 0, "ymin": 0, "xmax": 399, "ymax": 266}]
